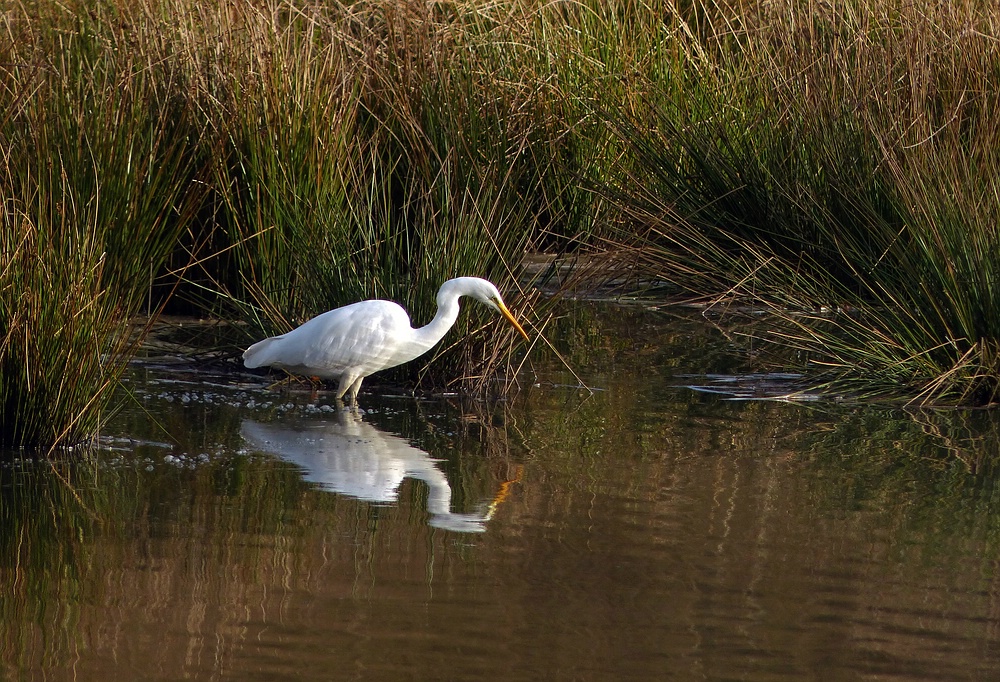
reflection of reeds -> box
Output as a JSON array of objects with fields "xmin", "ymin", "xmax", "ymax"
[
  {"xmin": 4, "ymin": 341, "xmax": 1000, "ymax": 676},
  {"xmin": 0, "ymin": 399, "xmax": 525, "ymax": 676}
]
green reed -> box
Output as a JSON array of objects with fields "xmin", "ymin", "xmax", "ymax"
[
  {"xmin": 19, "ymin": 0, "xmax": 1000, "ymax": 452},
  {"xmin": 2, "ymin": 0, "xmax": 585, "ymax": 448},
  {"xmin": 0, "ymin": 3, "xmax": 203, "ymax": 447},
  {"xmin": 593, "ymin": 0, "xmax": 1000, "ymax": 405},
  {"xmin": 196, "ymin": 1, "xmax": 563, "ymax": 388}
]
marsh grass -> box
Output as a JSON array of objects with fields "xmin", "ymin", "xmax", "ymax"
[
  {"xmin": 595, "ymin": 0, "xmax": 1000, "ymax": 405},
  {"xmin": 2, "ymin": 0, "xmax": 577, "ymax": 447},
  {"xmin": 1, "ymin": 4, "xmax": 204, "ymax": 447},
  {"xmin": 194, "ymin": 1, "xmax": 562, "ymax": 388},
  {"xmin": 13, "ymin": 0, "xmax": 1000, "ymax": 451}
]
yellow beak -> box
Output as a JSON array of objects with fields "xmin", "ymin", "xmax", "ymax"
[{"xmin": 497, "ymin": 300, "xmax": 529, "ymax": 340}]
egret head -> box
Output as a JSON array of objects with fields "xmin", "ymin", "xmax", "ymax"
[{"xmin": 444, "ymin": 277, "xmax": 529, "ymax": 340}]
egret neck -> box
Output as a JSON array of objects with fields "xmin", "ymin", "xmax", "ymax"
[{"xmin": 408, "ymin": 278, "xmax": 468, "ymax": 354}]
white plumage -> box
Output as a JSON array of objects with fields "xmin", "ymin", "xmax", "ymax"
[
  {"xmin": 241, "ymin": 413, "xmax": 509, "ymax": 533},
  {"xmin": 243, "ymin": 277, "xmax": 527, "ymax": 405}
]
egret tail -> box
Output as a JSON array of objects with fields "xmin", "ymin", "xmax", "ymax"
[{"xmin": 243, "ymin": 335, "xmax": 287, "ymax": 368}]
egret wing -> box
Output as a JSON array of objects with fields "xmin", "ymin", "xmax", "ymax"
[{"xmin": 289, "ymin": 301, "xmax": 411, "ymax": 377}]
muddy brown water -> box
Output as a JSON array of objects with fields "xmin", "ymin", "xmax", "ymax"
[{"xmin": 3, "ymin": 303, "xmax": 1000, "ymax": 680}]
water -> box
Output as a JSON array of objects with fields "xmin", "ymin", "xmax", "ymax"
[{"xmin": 3, "ymin": 304, "xmax": 1000, "ymax": 680}]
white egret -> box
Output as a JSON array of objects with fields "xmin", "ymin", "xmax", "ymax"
[{"xmin": 243, "ymin": 277, "xmax": 528, "ymax": 405}]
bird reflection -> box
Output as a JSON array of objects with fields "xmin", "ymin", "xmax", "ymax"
[{"xmin": 241, "ymin": 410, "xmax": 515, "ymax": 533}]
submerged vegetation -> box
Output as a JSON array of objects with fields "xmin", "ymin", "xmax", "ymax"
[{"xmin": 1, "ymin": 0, "xmax": 1000, "ymax": 446}]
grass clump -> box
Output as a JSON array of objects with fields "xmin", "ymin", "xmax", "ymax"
[
  {"xmin": 189, "ymin": 1, "xmax": 567, "ymax": 388},
  {"xmin": 594, "ymin": 0, "xmax": 1000, "ymax": 405},
  {"xmin": 0, "ymin": 4, "xmax": 203, "ymax": 447},
  {"xmin": 0, "ymin": 0, "xmax": 582, "ymax": 446},
  {"xmin": 13, "ymin": 0, "xmax": 1000, "ymax": 451}
]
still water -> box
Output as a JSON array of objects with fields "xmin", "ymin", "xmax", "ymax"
[{"xmin": 3, "ymin": 304, "xmax": 1000, "ymax": 680}]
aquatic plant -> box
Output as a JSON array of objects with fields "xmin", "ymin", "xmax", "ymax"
[
  {"xmin": 595, "ymin": 0, "xmax": 1000, "ymax": 405},
  {"xmin": 0, "ymin": 5, "xmax": 204, "ymax": 447},
  {"xmin": 189, "ymin": 1, "xmax": 561, "ymax": 388},
  {"xmin": 1, "ymin": 0, "xmax": 580, "ymax": 447},
  {"xmin": 15, "ymin": 0, "xmax": 1000, "ymax": 452}
]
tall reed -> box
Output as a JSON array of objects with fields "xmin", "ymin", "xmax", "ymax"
[
  {"xmin": 0, "ymin": 3, "xmax": 203, "ymax": 447},
  {"xmin": 595, "ymin": 0, "xmax": 1000, "ymax": 404},
  {"xmin": 189, "ymin": 1, "xmax": 563, "ymax": 388}
]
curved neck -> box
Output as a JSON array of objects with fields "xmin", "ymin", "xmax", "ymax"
[{"xmin": 411, "ymin": 284, "xmax": 463, "ymax": 352}]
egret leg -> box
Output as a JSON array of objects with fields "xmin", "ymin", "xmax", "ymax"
[
  {"xmin": 335, "ymin": 371, "xmax": 360, "ymax": 403},
  {"xmin": 335, "ymin": 372, "xmax": 366, "ymax": 409},
  {"xmin": 347, "ymin": 376, "xmax": 365, "ymax": 408}
]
